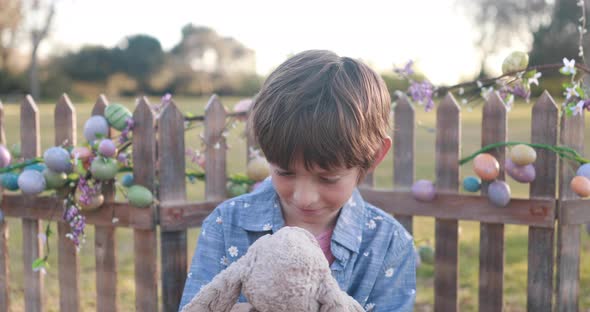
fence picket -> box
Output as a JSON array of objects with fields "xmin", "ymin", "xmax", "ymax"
[
  {"xmin": 556, "ymin": 110, "xmax": 584, "ymax": 312},
  {"xmin": 204, "ymin": 95, "xmax": 227, "ymax": 200},
  {"xmin": 92, "ymin": 95, "xmax": 118, "ymax": 312},
  {"xmin": 21, "ymin": 95, "xmax": 44, "ymax": 312},
  {"xmin": 132, "ymin": 97, "xmax": 158, "ymax": 312},
  {"xmin": 393, "ymin": 96, "xmax": 415, "ymax": 233},
  {"xmin": 434, "ymin": 94, "xmax": 460, "ymax": 312},
  {"xmin": 527, "ymin": 91, "xmax": 558, "ymax": 312},
  {"xmin": 158, "ymin": 100, "xmax": 187, "ymax": 312},
  {"xmin": 478, "ymin": 92, "xmax": 507, "ymax": 312},
  {"xmin": 55, "ymin": 94, "xmax": 80, "ymax": 312},
  {"xmin": 0, "ymin": 101, "xmax": 9, "ymax": 312}
]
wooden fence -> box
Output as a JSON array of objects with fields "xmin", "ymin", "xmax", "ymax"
[{"xmin": 0, "ymin": 91, "xmax": 587, "ymax": 312}]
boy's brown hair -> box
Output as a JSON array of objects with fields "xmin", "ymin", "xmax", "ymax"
[{"xmin": 249, "ymin": 50, "xmax": 391, "ymax": 178}]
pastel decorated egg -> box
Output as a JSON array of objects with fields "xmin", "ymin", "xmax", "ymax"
[
  {"xmin": 43, "ymin": 146, "xmax": 71, "ymax": 173},
  {"xmin": 17, "ymin": 170, "xmax": 46, "ymax": 195},
  {"xmin": 98, "ymin": 139, "xmax": 117, "ymax": 157},
  {"xmin": 90, "ymin": 157, "xmax": 119, "ymax": 180},
  {"xmin": 227, "ymin": 181, "xmax": 249, "ymax": 198},
  {"xmin": 418, "ymin": 245, "xmax": 434, "ymax": 265},
  {"xmin": 71, "ymin": 146, "xmax": 92, "ymax": 161},
  {"xmin": 510, "ymin": 144, "xmax": 536, "ymax": 166},
  {"xmin": 9, "ymin": 143, "xmax": 20, "ymax": 159},
  {"xmin": 24, "ymin": 163, "xmax": 46, "ymax": 172},
  {"xmin": 463, "ymin": 176, "xmax": 481, "ymax": 192},
  {"xmin": 43, "ymin": 168, "xmax": 68, "ymax": 189},
  {"xmin": 246, "ymin": 157, "xmax": 270, "ymax": 182},
  {"xmin": 505, "ymin": 158, "xmax": 536, "ymax": 183},
  {"xmin": 127, "ymin": 185, "xmax": 153, "ymax": 208},
  {"xmin": 411, "ymin": 179, "xmax": 436, "ymax": 201},
  {"xmin": 105, "ymin": 103, "xmax": 132, "ymax": 131},
  {"xmin": 576, "ymin": 163, "xmax": 590, "ymax": 180},
  {"xmin": 0, "ymin": 145, "xmax": 11, "ymax": 168},
  {"xmin": 1, "ymin": 173, "xmax": 19, "ymax": 191},
  {"xmin": 487, "ymin": 180, "xmax": 511, "ymax": 207},
  {"xmin": 121, "ymin": 173, "xmax": 134, "ymax": 187},
  {"xmin": 473, "ymin": 153, "xmax": 500, "ymax": 181},
  {"xmin": 75, "ymin": 187, "xmax": 104, "ymax": 211},
  {"xmin": 83, "ymin": 115, "xmax": 109, "ymax": 143},
  {"xmin": 502, "ymin": 51, "xmax": 529, "ymax": 74},
  {"xmin": 570, "ymin": 175, "xmax": 590, "ymax": 198}
]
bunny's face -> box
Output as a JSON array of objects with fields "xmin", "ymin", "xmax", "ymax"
[{"xmin": 241, "ymin": 227, "xmax": 330, "ymax": 312}]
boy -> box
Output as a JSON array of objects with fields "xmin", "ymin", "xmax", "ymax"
[{"xmin": 179, "ymin": 50, "xmax": 416, "ymax": 311}]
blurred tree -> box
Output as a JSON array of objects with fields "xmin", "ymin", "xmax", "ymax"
[
  {"xmin": 114, "ymin": 34, "xmax": 164, "ymax": 93},
  {"xmin": 27, "ymin": 0, "xmax": 56, "ymax": 100},
  {"xmin": 458, "ymin": 0, "xmax": 553, "ymax": 77},
  {"xmin": 59, "ymin": 45, "xmax": 114, "ymax": 81},
  {"xmin": 529, "ymin": 0, "xmax": 589, "ymax": 67},
  {"xmin": 0, "ymin": 0, "xmax": 22, "ymax": 70}
]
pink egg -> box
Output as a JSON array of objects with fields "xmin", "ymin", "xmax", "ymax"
[
  {"xmin": 473, "ymin": 153, "xmax": 500, "ymax": 181},
  {"xmin": 71, "ymin": 146, "xmax": 92, "ymax": 161},
  {"xmin": 0, "ymin": 145, "xmax": 11, "ymax": 168},
  {"xmin": 505, "ymin": 158, "xmax": 536, "ymax": 183},
  {"xmin": 571, "ymin": 176, "xmax": 590, "ymax": 198},
  {"xmin": 98, "ymin": 139, "xmax": 117, "ymax": 157},
  {"xmin": 411, "ymin": 179, "xmax": 436, "ymax": 202}
]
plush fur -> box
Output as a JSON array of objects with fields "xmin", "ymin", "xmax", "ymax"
[{"xmin": 182, "ymin": 226, "xmax": 365, "ymax": 312}]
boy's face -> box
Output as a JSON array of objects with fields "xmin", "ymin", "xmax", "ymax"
[{"xmin": 270, "ymin": 157, "xmax": 360, "ymax": 233}]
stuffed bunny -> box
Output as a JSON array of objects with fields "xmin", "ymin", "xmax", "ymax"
[{"xmin": 181, "ymin": 226, "xmax": 365, "ymax": 312}]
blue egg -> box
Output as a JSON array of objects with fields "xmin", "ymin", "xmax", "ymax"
[
  {"xmin": 1, "ymin": 173, "xmax": 19, "ymax": 191},
  {"xmin": 121, "ymin": 173, "xmax": 134, "ymax": 187},
  {"xmin": 463, "ymin": 176, "xmax": 481, "ymax": 192},
  {"xmin": 24, "ymin": 163, "xmax": 47, "ymax": 172},
  {"xmin": 576, "ymin": 163, "xmax": 590, "ymax": 180},
  {"xmin": 488, "ymin": 180, "xmax": 511, "ymax": 207}
]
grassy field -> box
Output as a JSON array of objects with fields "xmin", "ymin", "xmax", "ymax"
[{"xmin": 1, "ymin": 95, "xmax": 589, "ymax": 311}]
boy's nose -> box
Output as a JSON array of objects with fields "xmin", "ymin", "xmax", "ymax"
[{"xmin": 292, "ymin": 180, "xmax": 319, "ymax": 208}]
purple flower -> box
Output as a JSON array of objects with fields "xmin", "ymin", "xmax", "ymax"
[
  {"xmin": 394, "ymin": 60, "xmax": 414, "ymax": 77},
  {"xmin": 510, "ymin": 84, "xmax": 531, "ymax": 102},
  {"xmin": 408, "ymin": 81, "xmax": 435, "ymax": 111}
]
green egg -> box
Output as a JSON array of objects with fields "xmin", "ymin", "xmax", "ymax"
[
  {"xmin": 128, "ymin": 185, "xmax": 153, "ymax": 208},
  {"xmin": 105, "ymin": 103, "xmax": 132, "ymax": 131}
]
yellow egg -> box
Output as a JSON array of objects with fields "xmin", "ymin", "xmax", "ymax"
[
  {"xmin": 247, "ymin": 157, "xmax": 270, "ymax": 182},
  {"xmin": 473, "ymin": 153, "xmax": 500, "ymax": 181},
  {"xmin": 510, "ymin": 144, "xmax": 536, "ymax": 166},
  {"xmin": 571, "ymin": 176, "xmax": 590, "ymax": 198},
  {"xmin": 75, "ymin": 188, "xmax": 105, "ymax": 211}
]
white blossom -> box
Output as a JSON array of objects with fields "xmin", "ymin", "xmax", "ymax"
[{"xmin": 228, "ymin": 246, "xmax": 239, "ymax": 257}]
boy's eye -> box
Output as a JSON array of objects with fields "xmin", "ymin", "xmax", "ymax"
[
  {"xmin": 274, "ymin": 170, "xmax": 293, "ymax": 177},
  {"xmin": 320, "ymin": 177, "xmax": 340, "ymax": 184}
]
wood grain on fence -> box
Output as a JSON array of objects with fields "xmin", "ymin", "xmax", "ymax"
[
  {"xmin": 55, "ymin": 94, "xmax": 80, "ymax": 312},
  {"xmin": 527, "ymin": 91, "xmax": 558, "ymax": 312},
  {"xmin": 0, "ymin": 101, "xmax": 9, "ymax": 312},
  {"xmin": 204, "ymin": 95, "xmax": 227, "ymax": 200},
  {"xmin": 556, "ymin": 110, "xmax": 584, "ymax": 312},
  {"xmin": 393, "ymin": 96, "xmax": 415, "ymax": 233},
  {"xmin": 479, "ymin": 92, "xmax": 507, "ymax": 312},
  {"xmin": 21, "ymin": 95, "xmax": 44, "ymax": 312},
  {"xmin": 434, "ymin": 94, "xmax": 460, "ymax": 312},
  {"xmin": 158, "ymin": 100, "xmax": 187, "ymax": 312},
  {"xmin": 132, "ymin": 97, "xmax": 159, "ymax": 312},
  {"xmin": 92, "ymin": 96, "xmax": 118, "ymax": 312}
]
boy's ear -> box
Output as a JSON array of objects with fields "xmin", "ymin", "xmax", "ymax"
[{"xmin": 367, "ymin": 136, "xmax": 392, "ymax": 173}]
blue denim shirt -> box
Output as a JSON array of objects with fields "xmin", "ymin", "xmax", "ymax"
[{"xmin": 179, "ymin": 179, "xmax": 416, "ymax": 311}]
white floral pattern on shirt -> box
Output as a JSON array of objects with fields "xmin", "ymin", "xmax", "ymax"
[
  {"xmin": 366, "ymin": 220, "xmax": 377, "ymax": 230},
  {"xmin": 228, "ymin": 246, "xmax": 239, "ymax": 257}
]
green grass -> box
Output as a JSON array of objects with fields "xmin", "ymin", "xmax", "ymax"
[{"xmin": 1, "ymin": 95, "xmax": 589, "ymax": 311}]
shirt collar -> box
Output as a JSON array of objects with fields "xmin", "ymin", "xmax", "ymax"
[
  {"xmin": 236, "ymin": 178, "xmax": 284, "ymax": 233},
  {"xmin": 236, "ymin": 178, "xmax": 366, "ymax": 254}
]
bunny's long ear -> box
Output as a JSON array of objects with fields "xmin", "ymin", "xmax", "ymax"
[
  {"xmin": 182, "ymin": 260, "xmax": 245, "ymax": 312},
  {"xmin": 317, "ymin": 276, "xmax": 365, "ymax": 312}
]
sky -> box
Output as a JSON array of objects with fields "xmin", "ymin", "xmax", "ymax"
[{"xmin": 44, "ymin": 0, "xmax": 522, "ymax": 85}]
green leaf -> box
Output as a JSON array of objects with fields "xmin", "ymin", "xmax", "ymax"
[
  {"xmin": 32, "ymin": 257, "xmax": 47, "ymax": 270},
  {"xmin": 562, "ymin": 82, "xmax": 573, "ymax": 89},
  {"xmin": 68, "ymin": 173, "xmax": 80, "ymax": 181},
  {"xmin": 524, "ymin": 70, "xmax": 537, "ymax": 78}
]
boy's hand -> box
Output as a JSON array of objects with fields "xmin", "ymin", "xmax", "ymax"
[{"xmin": 231, "ymin": 303, "xmax": 255, "ymax": 312}]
